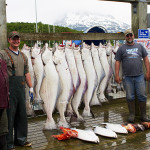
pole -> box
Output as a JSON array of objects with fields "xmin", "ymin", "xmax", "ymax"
[
  {"xmin": 35, "ymin": 0, "xmax": 39, "ymax": 45},
  {"xmin": 53, "ymin": 25, "xmax": 55, "ymax": 46},
  {"xmin": 0, "ymin": 0, "xmax": 7, "ymax": 50},
  {"xmin": 48, "ymin": 25, "xmax": 50, "ymax": 47},
  {"xmin": 35, "ymin": 0, "xmax": 38, "ymax": 33}
]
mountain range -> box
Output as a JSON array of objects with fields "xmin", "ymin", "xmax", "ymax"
[{"xmin": 55, "ymin": 12, "xmax": 130, "ymax": 33}]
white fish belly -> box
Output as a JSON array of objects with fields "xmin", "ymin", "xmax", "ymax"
[
  {"xmin": 40, "ymin": 63, "xmax": 60, "ymax": 130},
  {"xmin": 73, "ymin": 129, "xmax": 99, "ymax": 143},
  {"xmin": 94, "ymin": 126, "xmax": 117, "ymax": 138},
  {"xmin": 105, "ymin": 123, "xmax": 128, "ymax": 134}
]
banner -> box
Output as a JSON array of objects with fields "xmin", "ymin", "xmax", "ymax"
[{"xmin": 134, "ymin": 39, "xmax": 150, "ymax": 61}]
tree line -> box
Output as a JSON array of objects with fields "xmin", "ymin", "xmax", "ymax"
[{"xmin": 7, "ymin": 22, "xmax": 83, "ymax": 48}]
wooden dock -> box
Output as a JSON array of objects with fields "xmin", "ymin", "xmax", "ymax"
[{"xmin": 15, "ymin": 98, "xmax": 150, "ymax": 150}]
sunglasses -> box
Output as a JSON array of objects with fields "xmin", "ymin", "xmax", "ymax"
[{"xmin": 126, "ymin": 33, "xmax": 133, "ymax": 37}]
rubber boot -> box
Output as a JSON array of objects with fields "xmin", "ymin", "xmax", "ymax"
[
  {"xmin": 139, "ymin": 101, "xmax": 150, "ymax": 122},
  {"xmin": 127, "ymin": 101, "xmax": 135, "ymax": 123}
]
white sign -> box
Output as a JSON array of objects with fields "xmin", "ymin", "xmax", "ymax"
[{"xmin": 134, "ymin": 39, "xmax": 150, "ymax": 61}]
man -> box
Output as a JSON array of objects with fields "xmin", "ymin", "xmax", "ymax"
[
  {"xmin": 0, "ymin": 58, "xmax": 9, "ymax": 150},
  {"xmin": 0, "ymin": 31, "xmax": 33, "ymax": 150},
  {"xmin": 115, "ymin": 29, "xmax": 150, "ymax": 123}
]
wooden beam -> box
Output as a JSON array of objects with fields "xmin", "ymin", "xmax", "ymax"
[
  {"xmin": 0, "ymin": 0, "xmax": 7, "ymax": 50},
  {"xmin": 147, "ymin": 0, "xmax": 150, "ymax": 4},
  {"xmin": 98, "ymin": 0, "xmax": 150, "ymax": 4},
  {"xmin": 98, "ymin": 0, "xmax": 135, "ymax": 2},
  {"xmin": 17, "ymin": 33, "xmax": 125, "ymax": 41}
]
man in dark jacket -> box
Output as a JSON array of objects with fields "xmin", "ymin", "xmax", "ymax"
[{"xmin": 0, "ymin": 58, "xmax": 9, "ymax": 150}]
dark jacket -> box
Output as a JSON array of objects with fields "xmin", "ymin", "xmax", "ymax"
[
  {"xmin": 0, "ymin": 58, "xmax": 9, "ymax": 109},
  {"xmin": 0, "ymin": 109, "xmax": 8, "ymax": 135},
  {"xmin": 0, "ymin": 58, "xmax": 9, "ymax": 135}
]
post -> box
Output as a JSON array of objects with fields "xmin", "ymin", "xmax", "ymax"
[
  {"xmin": 131, "ymin": 1, "xmax": 148, "ymax": 116},
  {"xmin": 0, "ymin": 0, "xmax": 7, "ymax": 50},
  {"xmin": 35, "ymin": 0, "xmax": 38, "ymax": 33},
  {"xmin": 131, "ymin": 1, "xmax": 148, "ymax": 38},
  {"xmin": 53, "ymin": 25, "xmax": 55, "ymax": 46},
  {"xmin": 48, "ymin": 25, "xmax": 50, "ymax": 47}
]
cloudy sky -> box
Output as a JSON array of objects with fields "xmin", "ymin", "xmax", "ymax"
[{"xmin": 5, "ymin": 0, "xmax": 150, "ymax": 25}]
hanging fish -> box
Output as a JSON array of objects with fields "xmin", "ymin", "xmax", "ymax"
[
  {"xmin": 53, "ymin": 43, "xmax": 73, "ymax": 128},
  {"xmin": 40, "ymin": 43, "xmax": 60, "ymax": 130},
  {"xmin": 81, "ymin": 42, "xmax": 97, "ymax": 117}
]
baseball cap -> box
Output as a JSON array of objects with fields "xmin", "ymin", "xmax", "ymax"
[
  {"xmin": 8, "ymin": 31, "xmax": 20, "ymax": 39},
  {"xmin": 124, "ymin": 29, "xmax": 134, "ymax": 36}
]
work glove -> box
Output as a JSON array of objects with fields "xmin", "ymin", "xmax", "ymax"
[{"xmin": 29, "ymin": 87, "xmax": 34, "ymax": 103}]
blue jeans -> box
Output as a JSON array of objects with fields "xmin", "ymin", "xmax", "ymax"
[{"xmin": 123, "ymin": 74, "xmax": 147, "ymax": 102}]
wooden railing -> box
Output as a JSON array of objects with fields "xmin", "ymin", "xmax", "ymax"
[{"xmin": 18, "ymin": 33, "xmax": 125, "ymax": 41}]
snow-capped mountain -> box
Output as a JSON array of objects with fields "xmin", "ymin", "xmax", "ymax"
[{"xmin": 55, "ymin": 12, "xmax": 130, "ymax": 33}]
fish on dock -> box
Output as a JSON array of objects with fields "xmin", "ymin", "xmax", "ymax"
[
  {"xmin": 141, "ymin": 122, "xmax": 150, "ymax": 129},
  {"xmin": 102, "ymin": 123, "xmax": 128, "ymax": 134},
  {"xmin": 52, "ymin": 127, "xmax": 99, "ymax": 143},
  {"xmin": 121, "ymin": 124, "xmax": 136, "ymax": 133},
  {"xmin": 52, "ymin": 126, "xmax": 78, "ymax": 140},
  {"xmin": 72, "ymin": 128, "xmax": 100, "ymax": 143},
  {"xmin": 93, "ymin": 126, "xmax": 117, "ymax": 138}
]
